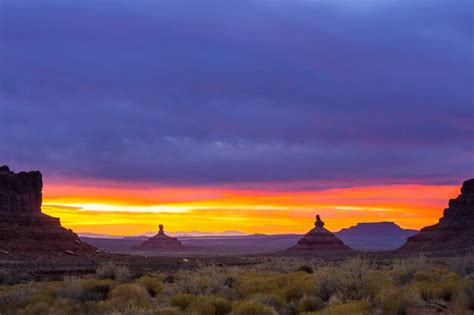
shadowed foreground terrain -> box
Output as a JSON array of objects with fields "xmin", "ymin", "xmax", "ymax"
[{"xmin": 1, "ymin": 255, "xmax": 474, "ymax": 315}]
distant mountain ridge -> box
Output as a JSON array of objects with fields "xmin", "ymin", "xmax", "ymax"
[
  {"xmin": 79, "ymin": 230, "xmax": 248, "ymax": 240},
  {"xmin": 80, "ymin": 221, "xmax": 420, "ymax": 253},
  {"xmin": 336, "ymin": 222, "xmax": 418, "ymax": 251}
]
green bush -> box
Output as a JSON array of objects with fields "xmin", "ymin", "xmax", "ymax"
[
  {"xmin": 108, "ymin": 283, "xmax": 150, "ymax": 308},
  {"xmin": 59, "ymin": 277, "xmax": 83, "ymax": 300},
  {"xmin": 298, "ymin": 265, "xmax": 314, "ymax": 274},
  {"xmin": 250, "ymin": 293, "xmax": 285, "ymax": 310},
  {"xmin": 318, "ymin": 299, "xmax": 370, "ymax": 315},
  {"xmin": 96, "ymin": 261, "xmax": 131, "ymax": 282},
  {"xmin": 155, "ymin": 307, "xmax": 181, "ymax": 315},
  {"xmin": 18, "ymin": 301, "xmax": 50, "ymax": 315},
  {"xmin": 80, "ymin": 279, "xmax": 115, "ymax": 301},
  {"xmin": 298, "ymin": 295, "xmax": 324, "ymax": 312},
  {"xmin": 231, "ymin": 300, "xmax": 277, "ymax": 315},
  {"xmin": 136, "ymin": 275, "xmax": 163, "ymax": 297},
  {"xmin": 169, "ymin": 293, "xmax": 197, "ymax": 309},
  {"xmin": 375, "ymin": 286, "xmax": 401, "ymax": 315}
]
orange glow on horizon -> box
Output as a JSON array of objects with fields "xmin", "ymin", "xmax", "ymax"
[{"xmin": 41, "ymin": 182, "xmax": 460, "ymax": 236}]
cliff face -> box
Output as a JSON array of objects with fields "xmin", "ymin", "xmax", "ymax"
[
  {"xmin": 0, "ymin": 165, "xmax": 42, "ymax": 214},
  {"xmin": 0, "ymin": 166, "xmax": 96, "ymax": 257},
  {"xmin": 400, "ymin": 179, "xmax": 474, "ymax": 252}
]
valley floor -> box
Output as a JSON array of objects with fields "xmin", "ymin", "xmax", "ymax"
[{"xmin": 1, "ymin": 255, "xmax": 474, "ymax": 314}]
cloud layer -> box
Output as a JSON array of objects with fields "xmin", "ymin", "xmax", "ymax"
[{"xmin": 1, "ymin": 0, "xmax": 473, "ymax": 187}]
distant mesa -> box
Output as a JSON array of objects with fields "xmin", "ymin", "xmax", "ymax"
[
  {"xmin": 134, "ymin": 224, "xmax": 185, "ymax": 250},
  {"xmin": 399, "ymin": 178, "xmax": 474, "ymax": 253},
  {"xmin": 285, "ymin": 214, "xmax": 352, "ymax": 254},
  {"xmin": 336, "ymin": 222, "xmax": 418, "ymax": 251},
  {"xmin": 0, "ymin": 165, "xmax": 96, "ymax": 257}
]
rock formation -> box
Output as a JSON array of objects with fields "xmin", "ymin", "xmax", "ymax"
[
  {"xmin": 134, "ymin": 224, "xmax": 184, "ymax": 250},
  {"xmin": 336, "ymin": 222, "xmax": 418, "ymax": 251},
  {"xmin": 399, "ymin": 178, "xmax": 474, "ymax": 252},
  {"xmin": 0, "ymin": 166, "xmax": 96, "ymax": 257},
  {"xmin": 286, "ymin": 214, "xmax": 352, "ymax": 253}
]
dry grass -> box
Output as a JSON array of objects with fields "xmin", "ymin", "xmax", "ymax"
[{"xmin": 0, "ymin": 256, "xmax": 473, "ymax": 314}]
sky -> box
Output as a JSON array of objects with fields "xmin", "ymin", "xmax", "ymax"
[{"xmin": 1, "ymin": 0, "xmax": 473, "ymax": 235}]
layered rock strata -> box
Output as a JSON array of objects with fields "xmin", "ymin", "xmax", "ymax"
[
  {"xmin": 400, "ymin": 178, "xmax": 474, "ymax": 252},
  {"xmin": 286, "ymin": 214, "xmax": 352, "ymax": 252}
]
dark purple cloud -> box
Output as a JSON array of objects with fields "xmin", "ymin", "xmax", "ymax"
[{"xmin": 0, "ymin": 0, "xmax": 473, "ymax": 186}]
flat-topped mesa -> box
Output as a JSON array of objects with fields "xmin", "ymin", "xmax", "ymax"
[
  {"xmin": 135, "ymin": 224, "xmax": 184, "ymax": 250},
  {"xmin": 399, "ymin": 178, "xmax": 474, "ymax": 252},
  {"xmin": 0, "ymin": 166, "xmax": 96, "ymax": 257},
  {"xmin": 286, "ymin": 214, "xmax": 352, "ymax": 253}
]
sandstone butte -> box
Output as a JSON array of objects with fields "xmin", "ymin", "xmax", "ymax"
[
  {"xmin": 0, "ymin": 165, "xmax": 96, "ymax": 257},
  {"xmin": 134, "ymin": 224, "xmax": 185, "ymax": 250},
  {"xmin": 399, "ymin": 178, "xmax": 474, "ymax": 253},
  {"xmin": 286, "ymin": 214, "xmax": 352, "ymax": 253}
]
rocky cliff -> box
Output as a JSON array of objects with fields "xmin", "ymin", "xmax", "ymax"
[
  {"xmin": 399, "ymin": 178, "xmax": 474, "ymax": 252},
  {"xmin": 0, "ymin": 166, "xmax": 96, "ymax": 257}
]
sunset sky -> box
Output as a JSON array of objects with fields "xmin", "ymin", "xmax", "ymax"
[{"xmin": 1, "ymin": 0, "xmax": 473, "ymax": 235}]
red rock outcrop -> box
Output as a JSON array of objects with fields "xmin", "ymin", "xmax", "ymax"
[
  {"xmin": 286, "ymin": 214, "xmax": 352, "ymax": 253},
  {"xmin": 399, "ymin": 178, "xmax": 474, "ymax": 252},
  {"xmin": 135, "ymin": 224, "xmax": 184, "ymax": 250},
  {"xmin": 0, "ymin": 166, "xmax": 96, "ymax": 257}
]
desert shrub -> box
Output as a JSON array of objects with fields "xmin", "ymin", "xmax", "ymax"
[
  {"xmin": 318, "ymin": 299, "xmax": 370, "ymax": 315},
  {"xmin": 163, "ymin": 274, "xmax": 176, "ymax": 283},
  {"xmin": 210, "ymin": 296, "xmax": 233, "ymax": 315},
  {"xmin": 283, "ymin": 275, "xmax": 317, "ymax": 302},
  {"xmin": 169, "ymin": 293, "xmax": 197, "ymax": 309},
  {"xmin": 415, "ymin": 269, "xmax": 466, "ymax": 302},
  {"xmin": 29, "ymin": 286, "xmax": 58, "ymax": 305},
  {"xmin": 136, "ymin": 275, "xmax": 163, "ymax": 297},
  {"xmin": 0, "ymin": 283, "xmax": 41, "ymax": 311},
  {"xmin": 48, "ymin": 297, "xmax": 82, "ymax": 315},
  {"xmin": 96, "ymin": 261, "xmax": 131, "ymax": 282},
  {"xmin": 170, "ymin": 266, "xmax": 237, "ymax": 299},
  {"xmin": 184, "ymin": 295, "xmax": 232, "ymax": 315},
  {"xmin": 108, "ymin": 304, "xmax": 154, "ymax": 315},
  {"xmin": 298, "ymin": 295, "xmax": 324, "ymax": 312},
  {"xmin": 314, "ymin": 269, "xmax": 339, "ymax": 301},
  {"xmin": 391, "ymin": 256, "xmax": 430, "ymax": 285},
  {"xmin": 450, "ymin": 255, "xmax": 474, "ymax": 276},
  {"xmin": 235, "ymin": 274, "xmax": 281, "ymax": 296},
  {"xmin": 17, "ymin": 301, "xmax": 51, "ymax": 315},
  {"xmin": 250, "ymin": 293, "xmax": 286, "ymax": 310},
  {"xmin": 60, "ymin": 276, "xmax": 83, "ymax": 300},
  {"xmin": 298, "ymin": 265, "xmax": 314, "ymax": 274},
  {"xmin": 231, "ymin": 300, "xmax": 277, "ymax": 315},
  {"xmin": 81, "ymin": 300, "xmax": 111, "ymax": 315},
  {"xmin": 108, "ymin": 283, "xmax": 150, "ymax": 308},
  {"xmin": 80, "ymin": 279, "xmax": 115, "ymax": 301},
  {"xmin": 335, "ymin": 257, "xmax": 377, "ymax": 301},
  {"xmin": 375, "ymin": 286, "xmax": 401, "ymax": 315},
  {"xmin": 0, "ymin": 269, "xmax": 29, "ymax": 285},
  {"xmin": 155, "ymin": 307, "xmax": 181, "ymax": 315},
  {"xmin": 463, "ymin": 280, "xmax": 474, "ymax": 309}
]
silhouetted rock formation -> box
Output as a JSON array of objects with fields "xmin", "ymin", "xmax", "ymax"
[
  {"xmin": 286, "ymin": 214, "xmax": 352, "ymax": 253},
  {"xmin": 400, "ymin": 178, "xmax": 474, "ymax": 252},
  {"xmin": 134, "ymin": 224, "xmax": 184, "ymax": 250},
  {"xmin": 336, "ymin": 222, "xmax": 418, "ymax": 251},
  {"xmin": 0, "ymin": 166, "xmax": 96, "ymax": 257}
]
